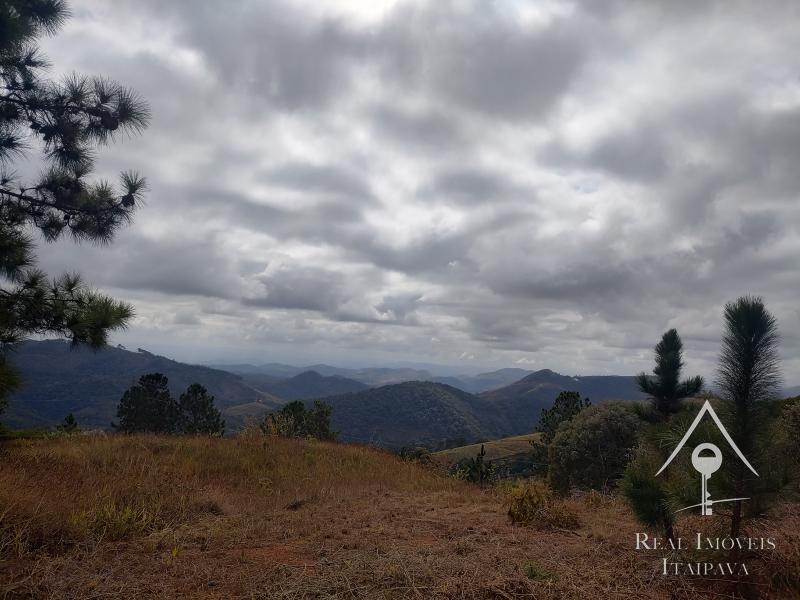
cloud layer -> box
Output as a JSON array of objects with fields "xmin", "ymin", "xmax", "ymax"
[{"xmin": 32, "ymin": 0, "xmax": 800, "ymax": 379}]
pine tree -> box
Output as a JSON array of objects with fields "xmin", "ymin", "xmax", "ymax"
[
  {"xmin": 114, "ymin": 373, "xmax": 177, "ymax": 433},
  {"xmin": 636, "ymin": 329, "xmax": 703, "ymax": 417},
  {"xmin": 178, "ymin": 384, "xmax": 224, "ymax": 436},
  {"xmin": 0, "ymin": 1, "xmax": 149, "ymax": 413},
  {"xmin": 716, "ymin": 296, "xmax": 781, "ymax": 539},
  {"xmin": 536, "ymin": 391, "xmax": 590, "ymax": 444},
  {"xmin": 56, "ymin": 411, "xmax": 78, "ymax": 433}
]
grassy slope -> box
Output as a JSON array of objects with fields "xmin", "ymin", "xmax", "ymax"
[
  {"xmin": 433, "ymin": 433, "xmax": 540, "ymax": 464},
  {"xmin": 1, "ymin": 434, "xmax": 797, "ymax": 599}
]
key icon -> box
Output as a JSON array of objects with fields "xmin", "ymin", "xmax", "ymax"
[{"xmin": 691, "ymin": 443, "xmax": 722, "ymax": 516}]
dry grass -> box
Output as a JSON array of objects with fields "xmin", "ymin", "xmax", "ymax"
[
  {"xmin": 504, "ymin": 480, "xmax": 580, "ymax": 530},
  {"xmin": 433, "ymin": 434, "xmax": 540, "ymax": 465},
  {"xmin": 0, "ymin": 433, "xmax": 798, "ymax": 599}
]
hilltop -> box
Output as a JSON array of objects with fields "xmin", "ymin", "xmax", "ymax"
[
  {"xmin": 480, "ymin": 369, "xmax": 645, "ymax": 435},
  {"xmin": 239, "ymin": 370, "xmax": 368, "ymax": 400},
  {"xmin": 319, "ymin": 381, "xmax": 512, "ymax": 449}
]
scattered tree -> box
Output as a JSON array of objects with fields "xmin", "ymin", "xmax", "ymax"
[
  {"xmin": 0, "ymin": 0, "xmax": 149, "ymax": 412},
  {"xmin": 178, "ymin": 383, "xmax": 224, "ymax": 436},
  {"xmin": 536, "ymin": 391, "xmax": 591, "ymax": 444},
  {"xmin": 636, "ymin": 329, "xmax": 703, "ymax": 417},
  {"xmin": 530, "ymin": 391, "xmax": 591, "ymax": 476},
  {"xmin": 548, "ymin": 402, "xmax": 640, "ymax": 495},
  {"xmin": 56, "ymin": 412, "xmax": 78, "ymax": 433},
  {"xmin": 114, "ymin": 373, "xmax": 177, "ymax": 433},
  {"xmin": 262, "ymin": 400, "xmax": 335, "ymax": 440},
  {"xmin": 717, "ymin": 296, "xmax": 781, "ymax": 539},
  {"xmin": 114, "ymin": 374, "xmax": 226, "ymax": 436}
]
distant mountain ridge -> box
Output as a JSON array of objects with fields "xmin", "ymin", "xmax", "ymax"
[
  {"xmin": 215, "ymin": 363, "xmax": 436, "ymax": 387},
  {"xmin": 3, "ymin": 340, "xmax": 281, "ymax": 429},
  {"xmin": 241, "ymin": 370, "xmax": 368, "ymax": 400},
  {"xmin": 4, "ymin": 342, "xmax": 673, "ymax": 447},
  {"xmin": 479, "ymin": 369, "xmax": 646, "ymax": 435},
  {"xmin": 216, "ymin": 362, "xmax": 539, "ymax": 393}
]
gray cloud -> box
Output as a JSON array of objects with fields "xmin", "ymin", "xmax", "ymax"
[
  {"xmin": 422, "ymin": 168, "xmax": 534, "ymax": 206},
  {"xmin": 26, "ymin": 0, "xmax": 800, "ymax": 379},
  {"xmin": 266, "ymin": 163, "xmax": 373, "ymax": 201},
  {"xmin": 245, "ymin": 265, "xmax": 348, "ymax": 312}
]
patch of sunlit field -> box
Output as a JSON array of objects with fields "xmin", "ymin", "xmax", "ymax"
[
  {"xmin": 433, "ymin": 433, "xmax": 540, "ymax": 466},
  {"xmin": 1, "ymin": 433, "xmax": 798, "ymax": 599}
]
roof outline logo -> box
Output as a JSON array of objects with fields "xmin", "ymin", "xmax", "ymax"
[{"xmin": 656, "ymin": 400, "xmax": 757, "ymax": 516}]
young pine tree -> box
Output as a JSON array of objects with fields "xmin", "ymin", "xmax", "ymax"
[
  {"xmin": 0, "ymin": 0, "xmax": 150, "ymax": 413},
  {"xmin": 717, "ymin": 296, "xmax": 781, "ymax": 539},
  {"xmin": 636, "ymin": 329, "xmax": 703, "ymax": 418},
  {"xmin": 178, "ymin": 384, "xmax": 224, "ymax": 436},
  {"xmin": 56, "ymin": 412, "xmax": 78, "ymax": 433},
  {"xmin": 114, "ymin": 373, "xmax": 177, "ymax": 433}
]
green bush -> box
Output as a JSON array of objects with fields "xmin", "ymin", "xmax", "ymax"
[{"xmin": 548, "ymin": 402, "xmax": 640, "ymax": 494}]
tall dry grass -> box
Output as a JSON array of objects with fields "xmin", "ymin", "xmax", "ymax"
[{"xmin": 0, "ymin": 431, "xmax": 459, "ymax": 557}]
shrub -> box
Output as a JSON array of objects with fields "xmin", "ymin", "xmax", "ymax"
[
  {"xmin": 548, "ymin": 402, "xmax": 640, "ymax": 494},
  {"xmin": 523, "ymin": 560, "xmax": 554, "ymax": 581},
  {"xmin": 506, "ymin": 480, "xmax": 579, "ymax": 530},
  {"xmin": 399, "ymin": 446, "xmax": 432, "ymax": 464}
]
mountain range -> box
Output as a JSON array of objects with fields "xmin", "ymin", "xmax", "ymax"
[
  {"xmin": 16, "ymin": 339, "xmax": 799, "ymax": 448},
  {"xmin": 216, "ymin": 362, "xmax": 534, "ymax": 392}
]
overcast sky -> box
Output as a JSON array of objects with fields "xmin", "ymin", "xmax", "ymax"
[{"xmin": 30, "ymin": 0, "xmax": 800, "ymax": 380}]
